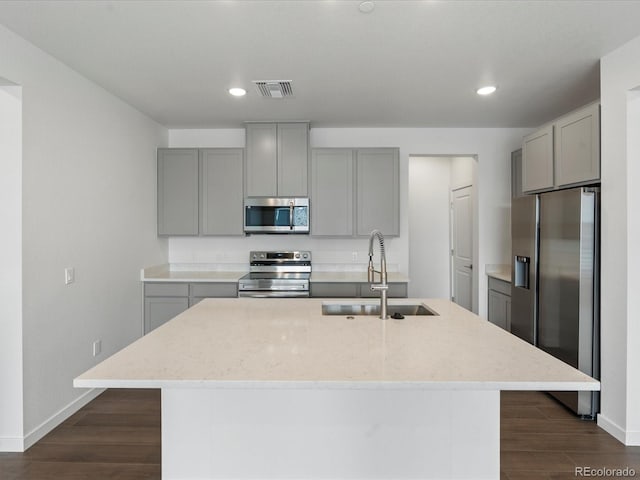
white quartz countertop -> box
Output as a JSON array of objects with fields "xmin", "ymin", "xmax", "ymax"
[
  {"xmin": 141, "ymin": 265, "xmax": 409, "ymax": 283},
  {"xmin": 75, "ymin": 298, "xmax": 598, "ymax": 392},
  {"xmin": 487, "ymin": 270, "xmax": 511, "ymax": 283}
]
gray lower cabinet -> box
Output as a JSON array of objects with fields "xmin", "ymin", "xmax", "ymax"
[
  {"xmin": 157, "ymin": 148, "xmax": 244, "ymax": 236},
  {"xmin": 143, "ymin": 282, "xmax": 237, "ymax": 333},
  {"xmin": 144, "ymin": 283, "xmax": 189, "ymax": 333},
  {"xmin": 245, "ymin": 122, "xmax": 309, "ymax": 197},
  {"xmin": 157, "ymin": 149, "xmax": 199, "ymax": 235},
  {"xmin": 311, "ymin": 147, "xmax": 399, "ymax": 237},
  {"xmin": 487, "ymin": 277, "xmax": 511, "ymax": 331},
  {"xmin": 311, "ymin": 282, "xmax": 408, "ymax": 298}
]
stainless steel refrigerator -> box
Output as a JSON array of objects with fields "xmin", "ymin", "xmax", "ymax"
[{"xmin": 511, "ymin": 187, "xmax": 600, "ymax": 418}]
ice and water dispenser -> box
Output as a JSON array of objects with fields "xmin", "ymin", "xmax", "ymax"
[{"xmin": 514, "ymin": 256, "xmax": 530, "ymax": 289}]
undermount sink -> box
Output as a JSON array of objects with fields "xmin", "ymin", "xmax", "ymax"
[{"xmin": 321, "ymin": 303, "xmax": 438, "ymax": 316}]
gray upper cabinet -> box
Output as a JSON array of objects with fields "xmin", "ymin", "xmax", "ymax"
[
  {"xmin": 245, "ymin": 123, "xmax": 278, "ymax": 196},
  {"xmin": 311, "ymin": 149, "xmax": 354, "ymax": 236},
  {"xmin": 245, "ymin": 122, "xmax": 309, "ymax": 197},
  {"xmin": 522, "ymin": 124, "xmax": 554, "ymax": 193},
  {"xmin": 356, "ymin": 148, "xmax": 400, "ymax": 236},
  {"xmin": 511, "ymin": 149, "xmax": 523, "ymax": 198},
  {"xmin": 278, "ymin": 123, "xmax": 310, "ymax": 196},
  {"xmin": 310, "ymin": 147, "xmax": 399, "ymax": 237},
  {"xmin": 158, "ymin": 148, "xmax": 199, "ymax": 235},
  {"xmin": 200, "ymin": 149, "xmax": 244, "ymax": 235},
  {"xmin": 157, "ymin": 148, "xmax": 243, "ymax": 236},
  {"xmin": 522, "ymin": 101, "xmax": 600, "ymax": 194},
  {"xmin": 554, "ymin": 102, "xmax": 600, "ymax": 187}
]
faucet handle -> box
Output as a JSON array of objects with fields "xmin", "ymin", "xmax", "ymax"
[{"xmin": 370, "ymin": 284, "xmax": 389, "ymax": 291}]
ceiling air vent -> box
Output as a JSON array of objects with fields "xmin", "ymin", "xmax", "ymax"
[{"xmin": 253, "ymin": 80, "xmax": 293, "ymax": 98}]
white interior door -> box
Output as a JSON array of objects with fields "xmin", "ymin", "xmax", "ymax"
[{"xmin": 451, "ymin": 186, "xmax": 473, "ymax": 310}]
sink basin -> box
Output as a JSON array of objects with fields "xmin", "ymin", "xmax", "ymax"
[{"xmin": 321, "ymin": 303, "xmax": 438, "ymax": 316}]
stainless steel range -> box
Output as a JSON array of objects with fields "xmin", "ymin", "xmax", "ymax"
[{"xmin": 238, "ymin": 251, "xmax": 311, "ymax": 298}]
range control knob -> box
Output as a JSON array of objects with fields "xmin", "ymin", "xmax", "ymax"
[
  {"xmin": 252, "ymin": 253, "xmax": 257, "ymax": 260},
  {"xmin": 260, "ymin": 253, "xmax": 266, "ymax": 259},
  {"xmin": 295, "ymin": 253, "xmax": 300, "ymax": 259},
  {"xmin": 302, "ymin": 253, "xmax": 309, "ymax": 259}
]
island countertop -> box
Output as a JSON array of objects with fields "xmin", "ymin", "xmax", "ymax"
[{"xmin": 75, "ymin": 298, "xmax": 598, "ymax": 391}]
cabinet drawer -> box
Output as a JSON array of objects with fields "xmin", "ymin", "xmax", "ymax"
[
  {"xmin": 311, "ymin": 283, "xmax": 359, "ymax": 298},
  {"xmin": 144, "ymin": 283, "xmax": 189, "ymax": 297},
  {"xmin": 488, "ymin": 277, "xmax": 511, "ymax": 296},
  {"xmin": 190, "ymin": 283, "xmax": 238, "ymax": 298},
  {"xmin": 360, "ymin": 283, "xmax": 408, "ymax": 298}
]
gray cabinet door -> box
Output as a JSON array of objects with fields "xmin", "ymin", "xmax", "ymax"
[
  {"xmin": 554, "ymin": 102, "xmax": 600, "ymax": 187},
  {"xmin": 488, "ymin": 290, "xmax": 509, "ymax": 330},
  {"xmin": 245, "ymin": 123, "xmax": 278, "ymax": 196},
  {"xmin": 200, "ymin": 149, "xmax": 244, "ymax": 235},
  {"xmin": 356, "ymin": 148, "xmax": 400, "ymax": 236},
  {"xmin": 144, "ymin": 297, "xmax": 189, "ymax": 334},
  {"xmin": 311, "ymin": 149, "xmax": 354, "ymax": 236},
  {"xmin": 277, "ymin": 123, "xmax": 309, "ymax": 196},
  {"xmin": 157, "ymin": 149, "xmax": 199, "ymax": 235},
  {"xmin": 310, "ymin": 283, "xmax": 359, "ymax": 298},
  {"xmin": 511, "ymin": 149, "xmax": 523, "ymax": 198},
  {"xmin": 522, "ymin": 124, "xmax": 554, "ymax": 193}
]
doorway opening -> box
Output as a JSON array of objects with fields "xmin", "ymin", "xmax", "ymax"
[{"xmin": 408, "ymin": 155, "xmax": 476, "ymax": 311}]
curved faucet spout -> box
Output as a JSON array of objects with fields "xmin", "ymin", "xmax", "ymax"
[{"xmin": 368, "ymin": 229, "xmax": 388, "ymax": 319}]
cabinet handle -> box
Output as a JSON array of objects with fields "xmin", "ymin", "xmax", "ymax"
[{"xmin": 465, "ymin": 265, "xmax": 473, "ymax": 270}]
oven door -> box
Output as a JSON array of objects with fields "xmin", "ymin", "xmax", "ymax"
[
  {"xmin": 244, "ymin": 198, "xmax": 309, "ymax": 233},
  {"xmin": 238, "ymin": 273, "xmax": 310, "ymax": 297}
]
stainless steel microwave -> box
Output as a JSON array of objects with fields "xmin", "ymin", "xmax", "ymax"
[{"xmin": 244, "ymin": 197, "xmax": 310, "ymax": 234}]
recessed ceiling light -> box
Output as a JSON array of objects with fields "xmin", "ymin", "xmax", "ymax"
[
  {"xmin": 358, "ymin": 1, "xmax": 375, "ymax": 13},
  {"xmin": 476, "ymin": 85, "xmax": 497, "ymax": 96},
  {"xmin": 228, "ymin": 87, "xmax": 246, "ymax": 97}
]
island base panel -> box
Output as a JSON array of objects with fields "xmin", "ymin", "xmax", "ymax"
[{"xmin": 162, "ymin": 388, "xmax": 499, "ymax": 479}]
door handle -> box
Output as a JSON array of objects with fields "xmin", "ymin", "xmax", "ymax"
[
  {"xmin": 465, "ymin": 265, "xmax": 473, "ymax": 269},
  {"xmin": 289, "ymin": 201, "xmax": 294, "ymax": 230}
]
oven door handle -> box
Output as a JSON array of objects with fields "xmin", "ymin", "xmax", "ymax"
[{"xmin": 289, "ymin": 201, "xmax": 294, "ymax": 230}]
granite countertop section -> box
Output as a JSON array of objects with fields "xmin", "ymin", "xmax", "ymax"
[
  {"xmin": 75, "ymin": 298, "xmax": 598, "ymax": 392},
  {"xmin": 310, "ymin": 272, "xmax": 409, "ymax": 283}
]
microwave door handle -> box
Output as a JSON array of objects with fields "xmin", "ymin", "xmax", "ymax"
[{"xmin": 289, "ymin": 201, "xmax": 294, "ymax": 230}]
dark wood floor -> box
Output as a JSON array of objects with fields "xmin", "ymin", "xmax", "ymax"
[{"xmin": 1, "ymin": 389, "xmax": 639, "ymax": 479}]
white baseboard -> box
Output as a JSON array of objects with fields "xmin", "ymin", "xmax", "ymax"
[
  {"xmin": 0, "ymin": 436, "xmax": 24, "ymax": 452},
  {"xmin": 22, "ymin": 388, "xmax": 105, "ymax": 451},
  {"xmin": 598, "ymin": 413, "xmax": 640, "ymax": 446}
]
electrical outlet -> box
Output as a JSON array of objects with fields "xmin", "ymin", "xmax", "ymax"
[
  {"xmin": 92, "ymin": 340, "xmax": 102, "ymax": 357},
  {"xmin": 64, "ymin": 267, "xmax": 75, "ymax": 285}
]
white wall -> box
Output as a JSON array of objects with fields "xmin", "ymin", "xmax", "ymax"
[
  {"xmin": 169, "ymin": 127, "xmax": 527, "ymax": 316},
  {"xmin": 0, "ymin": 24, "xmax": 168, "ymax": 450},
  {"xmin": 0, "ymin": 83, "xmax": 24, "ymax": 451},
  {"xmin": 598, "ymin": 33, "xmax": 640, "ymax": 445}
]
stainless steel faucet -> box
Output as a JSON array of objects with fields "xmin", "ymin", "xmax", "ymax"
[{"xmin": 368, "ymin": 229, "xmax": 389, "ymax": 319}]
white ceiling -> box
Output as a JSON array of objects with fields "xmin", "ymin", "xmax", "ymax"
[{"xmin": 1, "ymin": 0, "xmax": 640, "ymax": 128}]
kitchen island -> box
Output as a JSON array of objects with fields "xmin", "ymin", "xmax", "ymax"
[{"xmin": 75, "ymin": 298, "xmax": 598, "ymax": 480}]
